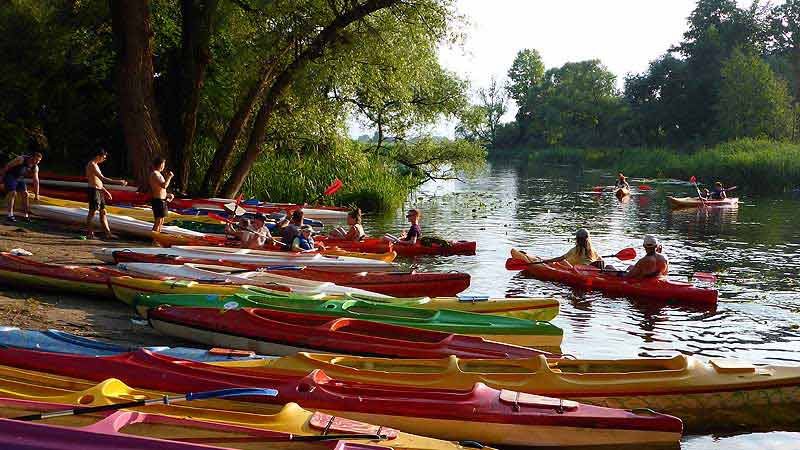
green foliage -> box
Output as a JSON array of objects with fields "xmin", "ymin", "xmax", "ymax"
[
  {"xmin": 506, "ymin": 49, "xmax": 545, "ymax": 108},
  {"xmin": 455, "ymin": 77, "xmax": 507, "ymax": 147},
  {"xmin": 716, "ymin": 49, "xmax": 794, "ymax": 140},
  {"xmin": 529, "ymin": 138, "xmax": 800, "ymax": 194}
]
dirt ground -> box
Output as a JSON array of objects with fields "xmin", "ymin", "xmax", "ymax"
[{"xmin": 0, "ymin": 216, "xmax": 191, "ymax": 348}]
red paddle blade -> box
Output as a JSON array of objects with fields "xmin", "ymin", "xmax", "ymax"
[
  {"xmin": 323, "ymin": 179, "xmax": 343, "ymax": 196},
  {"xmin": 638, "ymin": 185, "xmax": 653, "ymax": 191},
  {"xmin": 592, "ymin": 186, "xmax": 603, "ymax": 192},
  {"xmin": 692, "ymin": 272, "xmax": 717, "ymax": 282},
  {"xmin": 235, "ymin": 194, "xmax": 244, "ymax": 204},
  {"xmin": 615, "ymin": 247, "xmax": 637, "ymax": 261},
  {"xmin": 690, "ymin": 176, "xmax": 697, "ymax": 184},
  {"xmin": 505, "ymin": 258, "xmax": 529, "ymax": 271}
]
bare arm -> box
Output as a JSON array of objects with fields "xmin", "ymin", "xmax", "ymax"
[
  {"xmin": 0, "ymin": 156, "xmax": 23, "ymax": 177},
  {"xmin": 32, "ymin": 166, "xmax": 39, "ymax": 198}
]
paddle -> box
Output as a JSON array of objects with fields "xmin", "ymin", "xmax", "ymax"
[
  {"xmin": 307, "ymin": 179, "xmax": 343, "ymax": 205},
  {"xmin": 573, "ymin": 265, "xmax": 718, "ymax": 283},
  {"xmin": 690, "ymin": 176, "xmax": 708, "ymax": 206},
  {"xmin": 505, "ymin": 247, "xmax": 637, "ymax": 271},
  {"xmin": 208, "ymin": 212, "xmax": 235, "ymax": 224},
  {"xmin": 638, "ymin": 185, "xmax": 653, "ymax": 191},
  {"xmin": 12, "ymin": 387, "xmax": 278, "ymax": 421}
]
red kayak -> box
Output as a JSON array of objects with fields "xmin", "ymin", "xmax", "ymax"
[
  {"xmin": 108, "ymin": 251, "xmax": 471, "ymax": 297},
  {"xmin": 318, "ymin": 238, "xmax": 477, "ymax": 257},
  {"xmin": 510, "ymin": 249, "xmax": 717, "ymax": 304},
  {"xmin": 148, "ymin": 306, "xmax": 549, "ymax": 359},
  {"xmin": 0, "ymin": 348, "xmax": 683, "ymax": 447},
  {"xmin": 38, "ymin": 186, "xmax": 150, "ymax": 205}
]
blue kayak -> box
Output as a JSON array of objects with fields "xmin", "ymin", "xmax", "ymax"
[{"xmin": 0, "ymin": 327, "xmax": 269, "ymax": 362}]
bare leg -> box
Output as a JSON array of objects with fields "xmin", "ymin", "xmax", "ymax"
[
  {"xmin": 152, "ymin": 218, "xmax": 165, "ymax": 233},
  {"xmin": 86, "ymin": 208, "xmax": 96, "ymax": 238},
  {"xmin": 99, "ymin": 209, "xmax": 113, "ymax": 236},
  {"xmin": 6, "ymin": 192, "xmax": 16, "ymax": 218},
  {"xmin": 21, "ymin": 191, "xmax": 29, "ymax": 218}
]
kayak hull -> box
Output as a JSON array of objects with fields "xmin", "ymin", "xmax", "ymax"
[
  {"xmin": 0, "ymin": 253, "xmax": 127, "ymax": 297},
  {"xmin": 320, "ymin": 238, "xmax": 477, "ymax": 257},
  {"xmin": 510, "ymin": 249, "xmax": 717, "ymax": 304},
  {"xmin": 668, "ymin": 196, "xmax": 739, "ymax": 209}
]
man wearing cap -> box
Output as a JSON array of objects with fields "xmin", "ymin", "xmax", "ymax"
[
  {"xmin": 241, "ymin": 213, "xmax": 277, "ymax": 249},
  {"xmin": 626, "ymin": 235, "xmax": 669, "ymax": 278}
]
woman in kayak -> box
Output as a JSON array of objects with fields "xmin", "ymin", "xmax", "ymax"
[
  {"xmin": 329, "ymin": 209, "xmax": 366, "ymax": 241},
  {"xmin": 292, "ymin": 225, "xmax": 317, "ymax": 252},
  {"xmin": 614, "ymin": 173, "xmax": 629, "ymax": 190},
  {"xmin": 709, "ymin": 182, "xmax": 727, "ymax": 200},
  {"xmin": 384, "ymin": 209, "xmax": 421, "ymax": 246},
  {"xmin": 537, "ymin": 229, "xmax": 605, "ymax": 269},
  {"xmin": 625, "ymin": 235, "xmax": 669, "ymax": 279}
]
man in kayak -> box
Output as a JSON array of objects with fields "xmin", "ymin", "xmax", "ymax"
[
  {"xmin": 709, "ymin": 182, "xmax": 727, "ymax": 200},
  {"xmin": 384, "ymin": 209, "xmax": 421, "ymax": 246},
  {"xmin": 614, "ymin": 173, "xmax": 629, "ymax": 190},
  {"xmin": 148, "ymin": 157, "xmax": 175, "ymax": 233},
  {"xmin": 279, "ymin": 209, "xmax": 305, "ymax": 250},
  {"xmin": 626, "ymin": 235, "xmax": 669, "ymax": 279},
  {"xmin": 1, "ymin": 152, "xmax": 41, "ymax": 222},
  {"xmin": 85, "ymin": 149, "xmax": 127, "ymax": 239},
  {"xmin": 536, "ymin": 229, "xmax": 605, "ymax": 269}
]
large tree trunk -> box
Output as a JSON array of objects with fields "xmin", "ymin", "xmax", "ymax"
[
  {"xmin": 167, "ymin": 0, "xmax": 219, "ymax": 194},
  {"xmin": 219, "ymin": 0, "xmax": 400, "ymax": 198},
  {"xmin": 110, "ymin": 0, "xmax": 168, "ymax": 189}
]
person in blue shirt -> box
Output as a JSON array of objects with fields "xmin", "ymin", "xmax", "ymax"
[
  {"xmin": 384, "ymin": 209, "xmax": 421, "ymax": 246},
  {"xmin": 292, "ymin": 224, "xmax": 317, "ymax": 252}
]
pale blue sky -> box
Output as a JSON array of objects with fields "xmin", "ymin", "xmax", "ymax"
[{"xmin": 351, "ymin": 0, "xmax": 764, "ymax": 138}]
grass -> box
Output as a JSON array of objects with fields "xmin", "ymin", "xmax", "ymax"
[
  {"xmin": 528, "ymin": 139, "xmax": 800, "ymax": 194},
  {"xmin": 241, "ymin": 141, "xmax": 416, "ymax": 212}
]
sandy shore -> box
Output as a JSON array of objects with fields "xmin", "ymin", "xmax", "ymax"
[{"xmin": 0, "ymin": 217, "xmax": 191, "ymax": 347}]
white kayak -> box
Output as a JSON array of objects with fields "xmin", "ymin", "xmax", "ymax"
[
  {"xmin": 94, "ymin": 246, "xmax": 398, "ymax": 272},
  {"xmin": 187, "ymin": 198, "xmax": 348, "ymax": 221},
  {"xmin": 26, "ymin": 178, "xmax": 139, "ymax": 192},
  {"xmin": 30, "ymin": 204, "xmax": 206, "ymax": 240},
  {"xmin": 112, "ymin": 262, "xmax": 389, "ymax": 297}
]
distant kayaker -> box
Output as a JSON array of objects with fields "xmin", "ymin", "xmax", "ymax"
[
  {"xmin": 292, "ymin": 225, "xmax": 317, "ymax": 252},
  {"xmin": 280, "ymin": 209, "xmax": 305, "ymax": 250},
  {"xmin": 384, "ymin": 209, "xmax": 421, "ymax": 246},
  {"xmin": 537, "ymin": 228, "xmax": 605, "ymax": 269},
  {"xmin": 614, "ymin": 173, "xmax": 629, "ymax": 190},
  {"xmin": 330, "ymin": 209, "xmax": 366, "ymax": 241},
  {"xmin": 709, "ymin": 182, "xmax": 727, "ymax": 200},
  {"xmin": 626, "ymin": 235, "xmax": 669, "ymax": 279},
  {"xmin": 148, "ymin": 156, "xmax": 174, "ymax": 233},
  {"xmin": 85, "ymin": 149, "xmax": 128, "ymax": 239},
  {"xmin": 1, "ymin": 152, "xmax": 41, "ymax": 222}
]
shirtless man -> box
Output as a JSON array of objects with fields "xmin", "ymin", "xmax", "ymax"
[
  {"xmin": 626, "ymin": 235, "xmax": 669, "ymax": 279},
  {"xmin": 85, "ymin": 149, "xmax": 127, "ymax": 239},
  {"xmin": 148, "ymin": 157, "xmax": 174, "ymax": 233}
]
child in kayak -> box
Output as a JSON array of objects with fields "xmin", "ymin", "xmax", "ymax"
[
  {"xmin": 330, "ymin": 209, "xmax": 366, "ymax": 241},
  {"xmin": 537, "ymin": 229, "xmax": 605, "ymax": 269},
  {"xmin": 384, "ymin": 209, "xmax": 421, "ymax": 246},
  {"xmin": 626, "ymin": 235, "xmax": 669, "ymax": 279},
  {"xmin": 710, "ymin": 182, "xmax": 727, "ymax": 200},
  {"xmin": 292, "ymin": 225, "xmax": 317, "ymax": 252}
]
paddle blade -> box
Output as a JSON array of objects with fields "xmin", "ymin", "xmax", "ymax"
[
  {"xmin": 208, "ymin": 212, "xmax": 233, "ymax": 224},
  {"xmin": 323, "ymin": 178, "xmax": 343, "ymax": 196},
  {"xmin": 615, "ymin": 247, "xmax": 637, "ymax": 261},
  {"xmin": 187, "ymin": 388, "xmax": 278, "ymax": 401},
  {"xmin": 505, "ymin": 258, "xmax": 529, "ymax": 271},
  {"xmin": 638, "ymin": 185, "xmax": 653, "ymax": 191},
  {"xmin": 692, "ymin": 272, "xmax": 717, "ymax": 283},
  {"xmin": 690, "ymin": 176, "xmax": 697, "ymax": 184},
  {"xmin": 592, "ymin": 186, "xmax": 603, "ymax": 192}
]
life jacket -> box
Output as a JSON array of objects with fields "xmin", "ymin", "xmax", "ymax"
[{"xmin": 295, "ymin": 235, "xmax": 315, "ymax": 251}]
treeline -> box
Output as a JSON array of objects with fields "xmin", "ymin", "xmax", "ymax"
[
  {"xmin": 0, "ymin": 0, "xmax": 484, "ymax": 209},
  {"xmin": 464, "ymin": 0, "xmax": 800, "ymax": 152}
]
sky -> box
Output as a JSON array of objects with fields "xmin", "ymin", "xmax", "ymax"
[{"xmin": 352, "ymin": 0, "xmax": 759, "ymax": 138}]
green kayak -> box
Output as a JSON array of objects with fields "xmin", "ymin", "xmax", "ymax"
[{"xmin": 135, "ymin": 292, "xmax": 563, "ymax": 349}]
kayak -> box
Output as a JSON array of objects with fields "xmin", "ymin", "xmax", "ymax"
[
  {"xmin": 148, "ymin": 306, "xmax": 552, "ymax": 359},
  {"xmin": 0, "ymin": 375, "xmax": 458, "ymax": 450},
  {"xmin": 510, "ymin": 249, "xmax": 718, "ymax": 304},
  {"xmin": 0, "ymin": 252, "xmax": 129, "ymax": 297},
  {"xmin": 317, "ymin": 238, "xmax": 477, "ymax": 257},
  {"xmin": 0, "ymin": 348, "xmax": 683, "ymax": 447},
  {"xmin": 111, "ymin": 263, "xmax": 388, "ymax": 298},
  {"xmin": 113, "ymin": 278, "xmax": 560, "ymax": 320},
  {"xmin": 615, "ymin": 187, "xmax": 630, "ymax": 199},
  {"xmin": 215, "ymin": 353, "xmax": 800, "ymax": 433},
  {"xmin": 0, "ymin": 395, "xmax": 384, "ymax": 450},
  {"xmin": 668, "ymin": 196, "xmax": 739, "ymax": 209},
  {"xmin": 30, "ymin": 204, "xmax": 208, "ymax": 240},
  {"xmin": 37, "ymin": 186, "xmax": 150, "ymax": 205},
  {"xmin": 169, "ymin": 198, "xmax": 348, "ymax": 221},
  {"xmin": 105, "ymin": 251, "xmax": 472, "ymax": 297},
  {"xmin": 165, "ymin": 294, "xmax": 563, "ymax": 348},
  {"xmin": 150, "ymin": 232, "xmax": 399, "ymax": 263},
  {"xmin": 0, "ymin": 327, "xmax": 266, "ymax": 362},
  {"xmin": 95, "ymin": 247, "xmax": 399, "ymax": 273}
]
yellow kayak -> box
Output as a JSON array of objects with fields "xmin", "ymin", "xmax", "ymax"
[
  {"xmin": 0, "ymin": 366, "xmax": 477, "ymax": 450},
  {"xmin": 110, "ymin": 276, "xmax": 560, "ymax": 321},
  {"xmin": 34, "ymin": 195, "xmax": 220, "ymax": 225},
  {"xmin": 211, "ymin": 352, "xmax": 800, "ymax": 432}
]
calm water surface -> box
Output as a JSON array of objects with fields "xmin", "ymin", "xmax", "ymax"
[{"xmin": 365, "ymin": 160, "xmax": 800, "ymax": 449}]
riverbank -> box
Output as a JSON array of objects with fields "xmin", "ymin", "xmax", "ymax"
[{"xmin": 526, "ymin": 138, "xmax": 800, "ymax": 193}]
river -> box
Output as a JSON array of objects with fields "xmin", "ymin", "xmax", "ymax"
[{"xmin": 365, "ymin": 159, "xmax": 800, "ymax": 450}]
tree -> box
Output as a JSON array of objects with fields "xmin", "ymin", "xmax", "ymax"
[
  {"xmin": 770, "ymin": 0, "xmax": 800, "ymax": 104},
  {"xmin": 506, "ymin": 49, "xmax": 544, "ymax": 108},
  {"xmin": 715, "ymin": 48, "xmax": 793, "ymax": 141},
  {"xmin": 455, "ymin": 77, "xmax": 507, "ymax": 147}
]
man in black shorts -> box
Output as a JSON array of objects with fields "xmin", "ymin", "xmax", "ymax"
[
  {"xmin": 148, "ymin": 156, "xmax": 174, "ymax": 233},
  {"xmin": 85, "ymin": 149, "xmax": 127, "ymax": 239}
]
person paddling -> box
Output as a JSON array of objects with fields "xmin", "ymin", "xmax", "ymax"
[
  {"xmin": 292, "ymin": 224, "xmax": 317, "ymax": 252},
  {"xmin": 1, "ymin": 152, "xmax": 41, "ymax": 222},
  {"xmin": 625, "ymin": 235, "xmax": 669, "ymax": 279},
  {"xmin": 85, "ymin": 149, "xmax": 127, "ymax": 239},
  {"xmin": 536, "ymin": 229, "xmax": 605, "ymax": 269},
  {"xmin": 384, "ymin": 209, "xmax": 421, "ymax": 246},
  {"xmin": 614, "ymin": 173, "xmax": 630, "ymax": 190},
  {"xmin": 330, "ymin": 209, "xmax": 366, "ymax": 241},
  {"xmin": 148, "ymin": 157, "xmax": 174, "ymax": 233},
  {"xmin": 709, "ymin": 182, "xmax": 727, "ymax": 200}
]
